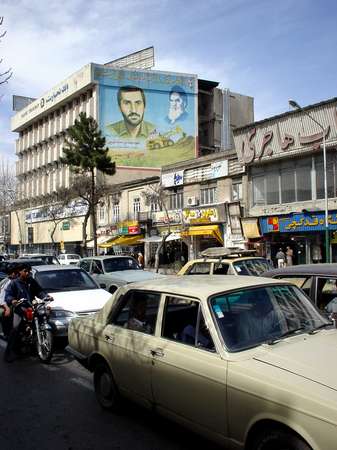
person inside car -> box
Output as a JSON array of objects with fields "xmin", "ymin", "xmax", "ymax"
[{"xmin": 126, "ymin": 298, "xmax": 152, "ymax": 333}]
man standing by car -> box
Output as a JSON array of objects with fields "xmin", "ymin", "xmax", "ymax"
[
  {"xmin": 275, "ymin": 248, "xmax": 286, "ymax": 268},
  {"xmin": 0, "ymin": 264, "xmax": 17, "ymax": 338},
  {"xmin": 4, "ymin": 263, "xmax": 49, "ymax": 362}
]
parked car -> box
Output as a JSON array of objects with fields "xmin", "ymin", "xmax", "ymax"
[
  {"xmin": 262, "ymin": 263, "xmax": 337, "ymax": 314},
  {"xmin": 58, "ymin": 253, "xmax": 81, "ymax": 265},
  {"xmin": 79, "ymin": 255, "xmax": 164, "ymax": 293},
  {"xmin": 19, "ymin": 253, "xmax": 60, "ymax": 264},
  {"xmin": 67, "ymin": 275, "xmax": 336, "ymax": 450},
  {"xmin": 0, "ymin": 258, "xmax": 47, "ymax": 281},
  {"xmin": 178, "ymin": 247, "xmax": 273, "ymax": 276},
  {"xmin": 31, "ymin": 265, "xmax": 111, "ymax": 337}
]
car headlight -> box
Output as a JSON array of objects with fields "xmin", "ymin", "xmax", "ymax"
[{"xmin": 49, "ymin": 309, "xmax": 78, "ymax": 319}]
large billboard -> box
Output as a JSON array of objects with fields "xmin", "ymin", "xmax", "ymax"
[{"xmin": 93, "ymin": 65, "xmax": 198, "ymax": 168}]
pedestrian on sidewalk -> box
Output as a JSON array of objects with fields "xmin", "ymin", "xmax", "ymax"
[{"xmin": 276, "ymin": 248, "xmax": 286, "ymax": 268}]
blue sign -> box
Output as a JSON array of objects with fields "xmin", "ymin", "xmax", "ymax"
[{"xmin": 259, "ymin": 211, "xmax": 337, "ymax": 234}]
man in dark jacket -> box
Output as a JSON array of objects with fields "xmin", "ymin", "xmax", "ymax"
[{"xmin": 4, "ymin": 263, "xmax": 48, "ymax": 362}]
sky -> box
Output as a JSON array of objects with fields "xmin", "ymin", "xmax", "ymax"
[{"xmin": 1, "ymin": 0, "xmax": 337, "ymax": 163}]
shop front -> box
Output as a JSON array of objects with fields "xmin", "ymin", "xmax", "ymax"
[
  {"xmin": 148, "ymin": 210, "xmax": 187, "ymax": 269},
  {"xmin": 182, "ymin": 205, "xmax": 225, "ymax": 259},
  {"xmin": 98, "ymin": 221, "xmax": 144, "ymax": 256},
  {"xmin": 259, "ymin": 211, "xmax": 337, "ymax": 265}
]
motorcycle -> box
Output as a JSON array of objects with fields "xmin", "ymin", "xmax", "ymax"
[{"xmin": 6, "ymin": 296, "xmax": 54, "ymax": 363}]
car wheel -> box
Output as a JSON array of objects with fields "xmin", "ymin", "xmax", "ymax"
[
  {"xmin": 94, "ymin": 362, "xmax": 121, "ymax": 411},
  {"xmin": 251, "ymin": 428, "xmax": 311, "ymax": 450}
]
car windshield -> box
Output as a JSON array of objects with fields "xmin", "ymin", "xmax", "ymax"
[
  {"xmin": 233, "ymin": 258, "xmax": 273, "ymax": 276},
  {"xmin": 210, "ymin": 284, "xmax": 329, "ymax": 352},
  {"xmin": 35, "ymin": 269, "xmax": 98, "ymax": 292},
  {"xmin": 68, "ymin": 255, "xmax": 80, "ymax": 260},
  {"xmin": 103, "ymin": 257, "xmax": 141, "ymax": 272}
]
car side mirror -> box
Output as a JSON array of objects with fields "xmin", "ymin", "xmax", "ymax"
[{"xmin": 100, "ymin": 283, "xmax": 106, "ymax": 289}]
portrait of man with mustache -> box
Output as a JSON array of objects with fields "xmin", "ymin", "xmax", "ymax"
[{"xmin": 107, "ymin": 85, "xmax": 156, "ymax": 139}]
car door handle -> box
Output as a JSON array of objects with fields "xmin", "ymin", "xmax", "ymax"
[
  {"xmin": 150, "ymin": 348, "xmax": 164, "ymax": 357},
  {"xmin": 105, "ymin": 334, "xmax": 113, "ymax": 341}
]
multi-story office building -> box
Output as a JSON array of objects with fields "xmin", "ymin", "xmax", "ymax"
[{"xmin": 10, "ymin": 61, "xmax": 253, "ymax": 253}]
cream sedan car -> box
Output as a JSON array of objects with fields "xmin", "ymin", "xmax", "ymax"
[{"xmin": 67, "ymin": 276, "xmax": 337, "ymax": 450}]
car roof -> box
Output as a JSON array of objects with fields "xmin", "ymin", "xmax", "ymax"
[
  {"xmin": 187, "ymin": 256, "xmax": 268, "ymax": 263},
  {"xmin": 263, "ymin": 264, "xmax": 337, "ymax": 278},
  {"xmin": 120, "ymin": 275, "xmax": 290, "ymax": 299},
  {"xmin": 81, "ymin": 255, "xmax": 134, "ymax": 260},
  {"xmin": 32, "ymin": 265, "xmax": 83, "ymax": 272}
]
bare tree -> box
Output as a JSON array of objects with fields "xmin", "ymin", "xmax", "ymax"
[
  {"xmin": 0, "ymin": 17, "xmax": 13, "ymax": 88},
  {"xmin": 0, "ymin": 159, "xmax": 23, "ymax": 252},
  {"xmin": 39, "ymin": 188, "xmax": 75, "ymax": 254},
  {"xmin": 142, "ymin": 183, "xmax": 171, "ymax": 273},
  {"xmin": 69, "ymin": 175, "xmax": 110, "ymax": 256}
]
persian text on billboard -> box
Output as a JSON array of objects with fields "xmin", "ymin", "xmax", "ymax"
[{"xmin": 94, "ymin": 65, "xmax": 197, "ymax": 168}]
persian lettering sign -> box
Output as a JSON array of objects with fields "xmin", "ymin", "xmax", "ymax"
[
  {"xmin": 234, "ymin": 103, "xmax": 337, "ymax": 165},
  {"xmin": 183, "ymin": 207, "xmax": 219, "ymax": 224},
  {"xmin": 260, "ymin": 211, "xmax": 337, "ymax": 234}
]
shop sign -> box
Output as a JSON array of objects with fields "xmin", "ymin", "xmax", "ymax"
[
  {"xmin": 260, "ymin": 211, "xmax": 337, "ymax": 234},
  {"xmin": 233, "ymin": 103, "xmax": 337, "ymax": 165},
  {"xmin": 62, "ymin": 221, "xmax": 70, "ymax": 231},
  {"xmin": 117, "ymin": 221, "xmax": 140, "ymax": 235},
  {"xmin": 210, "ymin": 160, "xmax": 228, "ymax": 179},
  {"xmin": 25, "ymin": 200, "xmax": 88, "ymax": 223},
  {"xmin": 183, "ymin": 207, "xmax": 219, "ymax": 224},
  {"xmin": 161, "ymin": 170, "xmax": 184, "ymax": 187},
  {"xmin": 152, "ymin": 210, "xmax": 182, "ymax": 225}
]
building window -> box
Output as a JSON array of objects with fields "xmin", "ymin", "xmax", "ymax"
[
  {"xmin": 315, "ymin": 154, "xmax": 336, "ymax": 199},
  {"xmin": 251, "ymin": 158, "xmax": 315, "ymax": 207},
  {"xmin": 252, "ymin": 175, "xmax": 265, "ymax": 205},
  {"xmin": 232, "ymin": 181, "xmax": 243, "ymax": 202},
  {"xmin": 280, "ymin": 168, "xmax": 295, "ymax": 203},
  {"xmin": 169, "ymin": 189, "xmax": 183, "ymax": 210},
  {"xmin": 150, "ymin": 201, "xmax": 160, "ymax": 212},
  {"xmin": 98, "ymin": 205, "xmax": 105, "ymax": 223},
  {"xmin": 200, "ymin": 185, "xmax": 216, "ymax": 205},
  {"xmin": 133, "ymin": 197, "xmax": 141, "ymax": 219},
  {"xmin": 112, "ymin": 202, "xmax": 120, "ymax": 223}
]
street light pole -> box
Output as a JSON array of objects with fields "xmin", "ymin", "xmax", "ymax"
[{"xmin": 289, "ymin": 100, "xmax": 330, "ymax": 263}]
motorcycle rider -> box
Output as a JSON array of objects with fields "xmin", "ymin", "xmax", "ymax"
[{"xmin": 4, "ymin": 263, "xmax": 50, "ymax": 362}]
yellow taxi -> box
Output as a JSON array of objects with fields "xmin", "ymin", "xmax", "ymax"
[{"xmin": 178, "ymin": 247, "xmax": 273, "ymax": 276}]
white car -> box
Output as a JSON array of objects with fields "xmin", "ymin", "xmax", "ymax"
[
  {"xmin": 58, "ymin": 253, "xmax": 81, "ymax": 265},
  {"xmin": 32, "ymin": 265, "xmax": 111, "ymax": 337}
]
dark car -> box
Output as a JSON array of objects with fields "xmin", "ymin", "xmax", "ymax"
[
  {"xmin": 0, "ymin": 258, "xmax": 47, "ymax": 281},
  {"xmin": 18, "ymin": 254, "xmax": 60, "ymax": 264},
  {"xmin": 262, "ymin": 264, "xmax": 337, "ymax": 313}
]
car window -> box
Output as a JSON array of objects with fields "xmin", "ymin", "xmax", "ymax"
[
  {"xmin": 213, "ymin": 263, "xmax": 230, "ymax": 275},
  {"xmin": 92, "ymin": 260, "xmax": 103, "ymax": 274},
  {"xmin": 68, "ymin": 255, "xmax": 80, "ymax": 260},
  {"xmin": 79, "ymin": 260, "xmax": 91, "ymax": 272},
  {"xmin": 34, "ymin": 269, "xmax": 98, "ymax": 292},
  {"xmin": 233, "ymin": 258, "xmax": 273, "ymax": 276},
  {"xmin": 59, "ymin": 255, "xmax": 65, "ymax": 260},
  {"xmin": 316, "ymin": 277, "xmax": 337, "ymax": 311},
  {"xmin": 111, "ymin": 290, "xmax": 160, "ymax": 335},
  {"xmin": 186, "ymin": 262, "xmax": 211, "ymax": 275},
  {"xmin": 274, "ymin": 276, "xmax": 313, "ymax": 297},
  {"xmin": 103, "ymin": 257, "xmax": 140, "ymax": 272},
  {"xmin": 161, "ymin": 296, "xmax": 215, "ymax": 351},
  {"xmin": 210, "ymin": 284, "xmax": 327, "ymax": 352}
]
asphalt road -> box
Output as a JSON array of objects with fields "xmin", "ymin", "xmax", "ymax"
[{"xmin": 0, "ymin": 339, "xmax": 220, "ymax": 450}]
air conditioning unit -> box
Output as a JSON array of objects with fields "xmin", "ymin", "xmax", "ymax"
[{"xmin": 186, "ymin": 196, "xmax": 199, "ymax": 206}]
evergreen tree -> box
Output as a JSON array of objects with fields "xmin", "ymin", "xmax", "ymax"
[{"xmin": 60, "ymin": 112, "xmax": 115, "ymax": 255}]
